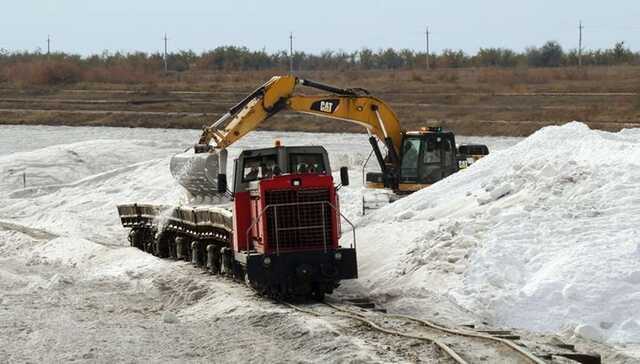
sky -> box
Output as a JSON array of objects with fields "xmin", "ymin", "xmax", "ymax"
[{"xmin": 1, "ymin": 0, "xmax": 638, "ymax": 56}]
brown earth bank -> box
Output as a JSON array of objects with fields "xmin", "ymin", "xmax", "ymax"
[{"xmin": 1, "ymin": 66, "xmax": 639, "ymax": 136}]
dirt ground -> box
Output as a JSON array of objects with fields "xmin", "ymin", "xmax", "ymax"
[{"xmin": 1, "ymin": 66, "xmax": 639, "ymax": 136}]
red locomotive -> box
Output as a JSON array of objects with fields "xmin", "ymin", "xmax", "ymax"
[{"xmin": 118, "ymin": 145, "xmax": 357, "ymax": 300}]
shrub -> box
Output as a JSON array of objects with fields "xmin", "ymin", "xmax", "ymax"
[
  {"xmin": 410, "ymin": 71, "xmax": 424, "ymax": 82},
  {"xmin": 437, "ymin": 49, "xmax": 468, "ymax": 68},
  {"xmin": 83, "ymin": 65, "xmax": 158, "ymax": 84},
  {"xmin": 527, "ymin": 41, "xmax": 564, "ymax": 67},
  {"xmin": 7, "ymin": 60, "xmax": 82, "ymax": 86},
  {"xmin": 475, "ymin": 48, "xmax": 519, "ymax": 67}
]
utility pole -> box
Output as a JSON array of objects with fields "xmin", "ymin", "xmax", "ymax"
[
  {"xmin": 47, "ymin": 35, "xmax": 51, "ymax": 57},
  {"xmin": 425, "ymin": 26, "xmax": 431, "ymax": 70},
  {"xmin": 289, "ymin": 32, "xmax": 294, "ymax": 74},
  {"xmin": 578, "ymin": 21, "xmax": 583, "ymax": 68},
  {"xmin": 163, "ymin": 33, "xmax": 169, "ymax": 74}
]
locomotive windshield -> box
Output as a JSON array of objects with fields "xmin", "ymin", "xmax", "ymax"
[
  {"xmin": 242, "ymin": 154, "xmax": 278, "ymax": 182},
  {"xmin": 289, "ymin": 153, "xmax": 327, "ymax": 174}
]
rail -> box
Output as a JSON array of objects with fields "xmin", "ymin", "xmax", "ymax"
[
  {"xmin": 244, "ymin": 200, "xmax": 356, "ymax": 258},
  {"xmin": 284, "ymin": 300, "xmax": 548, "ymax": 363},
  {"xmin": 323, "ymin": 302, "xmax": 546, "ymax": 364},
  {"xmin": 284, "ymin": 301, "xmax": 468, "ymax": 364}
]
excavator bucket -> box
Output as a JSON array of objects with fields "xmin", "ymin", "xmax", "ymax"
[{"xmin": 169, "ymin": 149, "xmax": 225, "ymax": 198}]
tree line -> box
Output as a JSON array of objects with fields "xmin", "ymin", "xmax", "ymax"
[{"xmin": 0, "ymin": 41, "xmax": 637, "ymax": 85}]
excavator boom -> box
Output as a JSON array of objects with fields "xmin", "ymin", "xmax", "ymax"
[
  {"xmin": 172, "ymin": 75, "xmax": 405, "ymax": 198},
  {"xmin": 199, "ymin": 75, "xmax": 402, "ymax": 151}
]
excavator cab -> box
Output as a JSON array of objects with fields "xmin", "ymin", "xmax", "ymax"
[
  {"xmin": 365, "ymin": 127, "xmax": 486, "ymax": 195},
  {"xmin": 397, "ymin": 130, "xmax": 459, "ymax": 192}
]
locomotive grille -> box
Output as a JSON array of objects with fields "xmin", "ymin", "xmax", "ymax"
[{"xmin": 264, "ymin": 188, "xmax": 332, "ymax": 252}]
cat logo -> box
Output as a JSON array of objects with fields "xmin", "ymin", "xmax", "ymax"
[
  {"xmin": 320, "ymin": 101, "xmax": 334, "ymax": 113},
  {"xmin": 311, "ymin": 99, "xmax": 339, "ymax": 114}
]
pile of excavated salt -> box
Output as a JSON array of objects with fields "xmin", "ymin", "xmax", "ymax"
[
  {"xmin": 0, "ymin": 139, "xmax": 182, "ymax": 191},
  {"xmin": 356, "ymin": 122, "xmax": 640, "ymax": 344},
  {"xmin": 0, "ymin": 139, "xmax": 187, "ymax": 243}
]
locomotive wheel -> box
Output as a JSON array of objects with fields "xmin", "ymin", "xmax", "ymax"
[
  {"xmin": 155, "ymin": 232, "xmax": 171, "ymax": 258},
  {"xmin": 196, "ymin": 241, "xmax": 207, "ymax": 267},
  {"xmin": 206, "ymin": 244, "xmax": 221, "ymax": 274},
  {"xmin": 218, "ymin": 252, "xmax": 226, "ymax": 276},
  {"xmin": 191, "ymin": 241, "xmax": 200, "ymax": 266},
  {"xmin": 168, "ymin": 235, "xmax": 177, "ymax": 259},
  {"xmin": 131, "ymin": 228, "xmax": 153, "ymax": 252},
  {"xmin": 241, "ymin": 272, "xmax": 268, "ymax": 296},
  {"xmin": 136, "ymin": 229, "xmax": 145, "ymax": 250},
  {"xmin": 175, "ymin": 236, "xmax": 191, "ymax": 261},
  {"xmin": 191, "ymin": 241, "xmax": 207, "ymax": 267},
  {"xmin": 184, "ymin": 239, "xmax": 192, "ymax": 262},
  {"xmin": 220, "ymin": 247, "xmax": 232, "ymax": 276},
  {"xmin": 144, "ymin": 235, "xmax": 155, "ymax": 254},
  {"xmin": 309, "ymin": 289, "xmax": 325, "ymax": 302},
  {"xmin": 128, "ymin": 229, "xmax": 144, "ymax": 250}
]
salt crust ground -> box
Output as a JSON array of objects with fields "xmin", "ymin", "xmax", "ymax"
[
  {"xmin": 0, "ymin": 127, "xmax": 465, "ymax": 362},
  {"xmin": 2, "ymin": 124, "xmax": 638, "ymax": 361}
]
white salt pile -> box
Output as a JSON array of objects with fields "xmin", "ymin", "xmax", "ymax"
[{"xmin": 357, "ymin": 122, "xmax": 640, "ymax": 344}]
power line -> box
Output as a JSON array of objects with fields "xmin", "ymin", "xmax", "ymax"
[{"xmin": 582, "ymin": 24, "xmax": 640, "ymax": 31}]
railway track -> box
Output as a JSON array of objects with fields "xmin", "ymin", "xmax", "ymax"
[
  {"xmin": 284, "ymin": 300, "xmax": 545, "ymax": 363},
  {"xmin": 122, "ymin": 240, "xmax": 601, "ymax": 363},
  {"xmin": 117, "ymin": 205, "xmax": 599, "ymax": 363}
]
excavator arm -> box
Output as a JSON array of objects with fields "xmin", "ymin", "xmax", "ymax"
[
  {"xmin": 172, "ymin": 75, "xmax": 405, "ymax": 197},
  {"xmin": 199, "ymin": 75, "xmax": 403, "ymax": 155}
]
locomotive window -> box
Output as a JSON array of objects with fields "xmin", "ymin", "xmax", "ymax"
[
  {"xmin": 289, "ymin": 153, "xmax": 326, "ymax": 174},
  {"xmin": 242, "ymin": 155, "xmax": 278, "ymax": 182}
]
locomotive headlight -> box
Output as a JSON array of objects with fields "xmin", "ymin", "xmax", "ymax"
[
  {"xmin": 263, "ymin": 256, "xmax": 272, "ymax": 266},
  {"xmin": 334, "ymin": 251, "xmax": 342, "ymax": 260}
]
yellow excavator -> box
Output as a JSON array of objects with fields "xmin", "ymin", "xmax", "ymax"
[{"xmin": 170, "ymin": 75, "xmax": 488, "ymax": 200}]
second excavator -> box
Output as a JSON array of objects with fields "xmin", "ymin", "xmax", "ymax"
[{"xmin": 171, "ymin": 75, "xmax": 488, "ymax": 201}]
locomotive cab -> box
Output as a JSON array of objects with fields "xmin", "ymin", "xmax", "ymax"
[
  {"xmin": 231, "ymin": 145, "xmax": 332, "ymax": 193},
  {"xmin": 222, "ymin": 145, "xmax": 357, "ymax": 299}
]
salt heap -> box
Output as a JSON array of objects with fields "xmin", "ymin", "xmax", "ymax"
[
  {"xmin": 356, "ymin": 122, "xmax": 640, "ymax": 344},
  {"xmin": 0, "ymin": 139, "xmax": 184, "ymax": 243}
]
